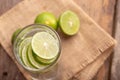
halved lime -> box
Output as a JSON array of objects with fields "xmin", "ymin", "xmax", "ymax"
[
  {"xmin": 34, "ymin": 12, "xmax": 58, "ymax": 30},
  {"xmin": 31, "ymin": 32, "xmax": 59, "ymax": 60},
  {"xmin": 19, "ymin": 37, "xmax": 32, "ymax": 58},
  {"xmin": 11, "ymin": 28, "xmax": 21, "ymax": 44},
  {"xmin": 59, "ymin": 10, "xmax": 80, "ymax": 35},
  {"xmin": 27, "ymin": 45, "xmax": 46, "ymax": 69},
  {"xmin": 21, "ymin": 44, "xmax": 34, "ymax": 68}
]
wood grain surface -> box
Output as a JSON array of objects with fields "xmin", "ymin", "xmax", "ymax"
[
  {"xmin": 111, "ymin": 0, "xmax": 120, "ymax": 80},
  {"xmin": 0, "ymin": 0, "xmax": 25, "ymax": 80},
  {"xmin": 0, "ymin": 0, "xmax": 117, "ymax": 80},
  {"xmin": 0, "ymin": 45, "xmax": 25, "ymax": 80}
]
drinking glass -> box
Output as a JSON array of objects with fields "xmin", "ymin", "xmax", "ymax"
[{"xmin": 13, "ymin": 24, "xmax": 61, "ymax": 80}]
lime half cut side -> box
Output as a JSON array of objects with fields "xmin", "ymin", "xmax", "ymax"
[
  {"xmin": 19, "ymin": 37, "xmax": 32, "ymax": 58},
  {"xmin": 32, "ymin": 32, "xmax": 59, "ymax": 60},
  {"xmin": 21, "ymin": 44, "xmax": 34, "ymax": 68},
  {"xmin": 59, "ymin": 10, "xmax": 80, "ymax": 35},
  {"xmin": 27, "ymin": 45, "xmax": 46, "ymax": 69}
]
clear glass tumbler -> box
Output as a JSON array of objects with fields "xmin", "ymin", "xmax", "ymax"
[{"xmin": 13, "ymin": 24, "xmax": 61, "ymax": 80}]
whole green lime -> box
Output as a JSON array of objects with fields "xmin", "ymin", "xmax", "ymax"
[
  {"xmin": 34, "ymin": 12, "xmax": 58, "ymax": 30},
  {"xmin": 11, "ymin": 28, "xmax": 21, "ymax": 44}
]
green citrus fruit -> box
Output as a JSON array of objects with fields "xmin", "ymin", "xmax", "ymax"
[
  {"xmin": 31, "ymin": 32, "xmax": 59, "ymax": 60},
  {"xmin": 18, "ymin": 37, "xmax": 32, "ymax": 58},
  {"xmin": 11, "ymin": 28, "xmax": 21, "ymax": 44},
  {"xmin": 21, "ymin": 43, "xmax": 34, "ymax": 68},
  {"xmin": 27, "ymin": 45, "xmax": 46, "ymax": 69},
  {"xmin": 34, "ymin": 12, "xmax": 58, "ymax": 30},
  {"xmin": 59, "ymin": 10, "xmax": 80, "ymax": 35},
  {"xmin": 34, "ymin": 54, "xmax": 57, "ymax": 65}
]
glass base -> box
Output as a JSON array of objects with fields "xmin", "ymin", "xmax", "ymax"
[{"xmin": 30, "ymin": 64, "xmax": 59, "ymax": 80}]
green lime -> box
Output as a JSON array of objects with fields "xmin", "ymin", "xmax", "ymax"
[
  {"xmin": 11, "ymin": 28, "xmax": 21, "ymax": 44},
  {"xmin": 34, "ymin": 12, "xmax": 58, "ymax": 30},
  {"xmin": 21, "ymin": 43, "xmax": 34, "ymax": 68},
  {"xmin": 34, "ymin": 54, "xmax": 57, "ymax": 65},
  {"xmin": 59, "ymin": 10, "xmax": 80, "ymax": 35},
  {"xmin": 19, "ymin": 37, "xmax": 32, "ymax": 58},
  {"xmin": 31, "ymin": 32, "xmax": 59, "ymax": 59},
  {"xmin": 27, "ymin": 45, "xmax": 46, "ymax": 69}
]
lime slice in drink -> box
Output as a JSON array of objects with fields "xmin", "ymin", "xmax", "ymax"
[
  {"xmin": 27, "ymin": 45, "xmax": 46, "ymax": 69},
  {"xmin": 21, "ymin": 44, "xmax": 34, "ymax": 68},
  {"xmin": 59, "ymin": 10, "xmax": 80, "ymax": 35},
  {"xmin": 34, "ymin": 54, "xmax": 57, "ymax": 65},
  {"xmin": 34, "ymin": 12, "xmax": 58, "ymax": 30},
  {"xmin": 11, "ymin": 28, "xmax": 21, "ymax": 44},
  {"xmin": 32, "ymin": 32, "xmax": 59, "ymax": 59},
  {"xmin": 19, "ymin": 37, "xmax": 32, "ymax": 58}
]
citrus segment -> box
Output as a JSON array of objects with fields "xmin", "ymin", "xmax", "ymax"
[
  {"xmin": 21, "ymin": 44, "xmax": 34, "ymax": 68},
  {"xmin": 19, "ymin": 37, "xmax": 32, "ymax": 58},
  {"xmin": 32, "ymin": 32, "xmax": 59, "ymax": 59},
  {"xmin": 34, "ymin": 54, "xmax": 57, "ymax": 65},
  {"xmin": 27, "ymin": 45, "xmax": 46, "ymax": 69}
]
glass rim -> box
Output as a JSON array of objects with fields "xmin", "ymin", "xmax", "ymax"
[{"xmin": 13, "ymin": 24, "xmax": 61, "ymax": 72}]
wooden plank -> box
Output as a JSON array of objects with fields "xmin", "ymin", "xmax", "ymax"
[
  {"xmin": 0, "ymin": 0, "xmax": 116, "ymax": 80},
  {"xmin": 0, "ymin": 0, "xmax": 25, "ymax": 80},
  {"xmin": 0, "ymin": 0, "xmax": 22, "ymax": 15},
  {"xmin": 74, "ymin": 0, "xmax": 116, "ymax": 80},
  {"xmin": 0, "ymin": 45, "xmax": 25, "ymax": 80},
  {"xmin": 111, "ymin": 0, "xmax": 120, "ymax": 80}
]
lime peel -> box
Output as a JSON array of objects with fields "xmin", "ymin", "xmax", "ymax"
[
  {"xmin": 34, "ymin": 12, "xmax": 58, "ymax": 30},
  {"xmin": 31, "ymin": 32, "xmax": 59, "ymax": 59},
  {"xmin": 59, "ymin": 10, "xmax": 80, "ymax": 35},
  {"xmin": 27, "ymin": 45, "xmax": 46, "ymax": 69},
  {"xmin": 21, "ymin": 44, "xmax": 34, "ymax": 68},
  {"xmin": 19, "ymin": 37, "xmax": 32, "ymax": 58}
]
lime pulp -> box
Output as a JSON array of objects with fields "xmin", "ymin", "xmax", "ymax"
[
  {"xmin": 31, "ymin": 32, "xmax": 59, "ymax": 60},
  {"xmin": 59, "ymin": 10, "xmax": 80, "ymax": 35},
  {"xmin": 19, "ymin": 37, "xmax": 32, "ymax": 58},
  {"xmin": 21, "ymin": 43, "xmax": 34, "ymax": 68},
  {"xmin": 27, "ymin": 45, "xmax": 46, "ymax": 69}
]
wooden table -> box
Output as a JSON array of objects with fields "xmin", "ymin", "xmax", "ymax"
[{"xmin": 0, "ymin": 0, "xmax": 119, "ymax": 80}]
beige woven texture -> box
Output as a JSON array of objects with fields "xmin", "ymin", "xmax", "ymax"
[{"xmin": 0, "ymin": 0, "xmax": 116, "ymax": 80}]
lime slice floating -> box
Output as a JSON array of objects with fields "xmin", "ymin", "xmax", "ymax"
[
  {"xmin": 21, "ymin": 44, "xmax": 34, "ymax": 68},
  {"xmin": 34, "ymin": 54, "xmax": 57, "ymax": 65},
  {"xmin": 27, "ymin": 45, "xmax": 46, "ymax": 69},
  {"xmin": 32, "ymin": 32, "xmax": 59, "ymax": 60},
  {"xmin": 34, "ymin": 12, "xmax": 58, "ymax": 30},
  {"xmin": 59, "ymin": 10, "xmax": 80, "ymax": 35},
  {"xmin": 19, "ymin": 37, "xmax": 32, "ymax": 58}
]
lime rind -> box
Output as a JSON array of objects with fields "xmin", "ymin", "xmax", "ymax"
[
  {"xmin": 11, "ymin": 28, "xmax": 21, "ymax": 44},
  {"xmin": 19, "ymin": 37, "xmax": 32, "ymax": 58},
  {"xmin": 21, "ymin": 44, "xmax": 34, "ymax": 68},
  {"xmin": 31, "ymin": 32, "xmax": 59, "ymax": 59},
  {"xmin": 34, "ymin": 12, "xmax": 58, "ymax": 30},
  {"xmin": 59, "ymin": 10, "xmax": 80, "ymax": 35},
  {"xmin": 27, "ymin": 45, "xmax": 46, "ymax": 69},
  {"xmin": 34, "ymin": 54, "xmax": 57, "ymax": 65}
]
